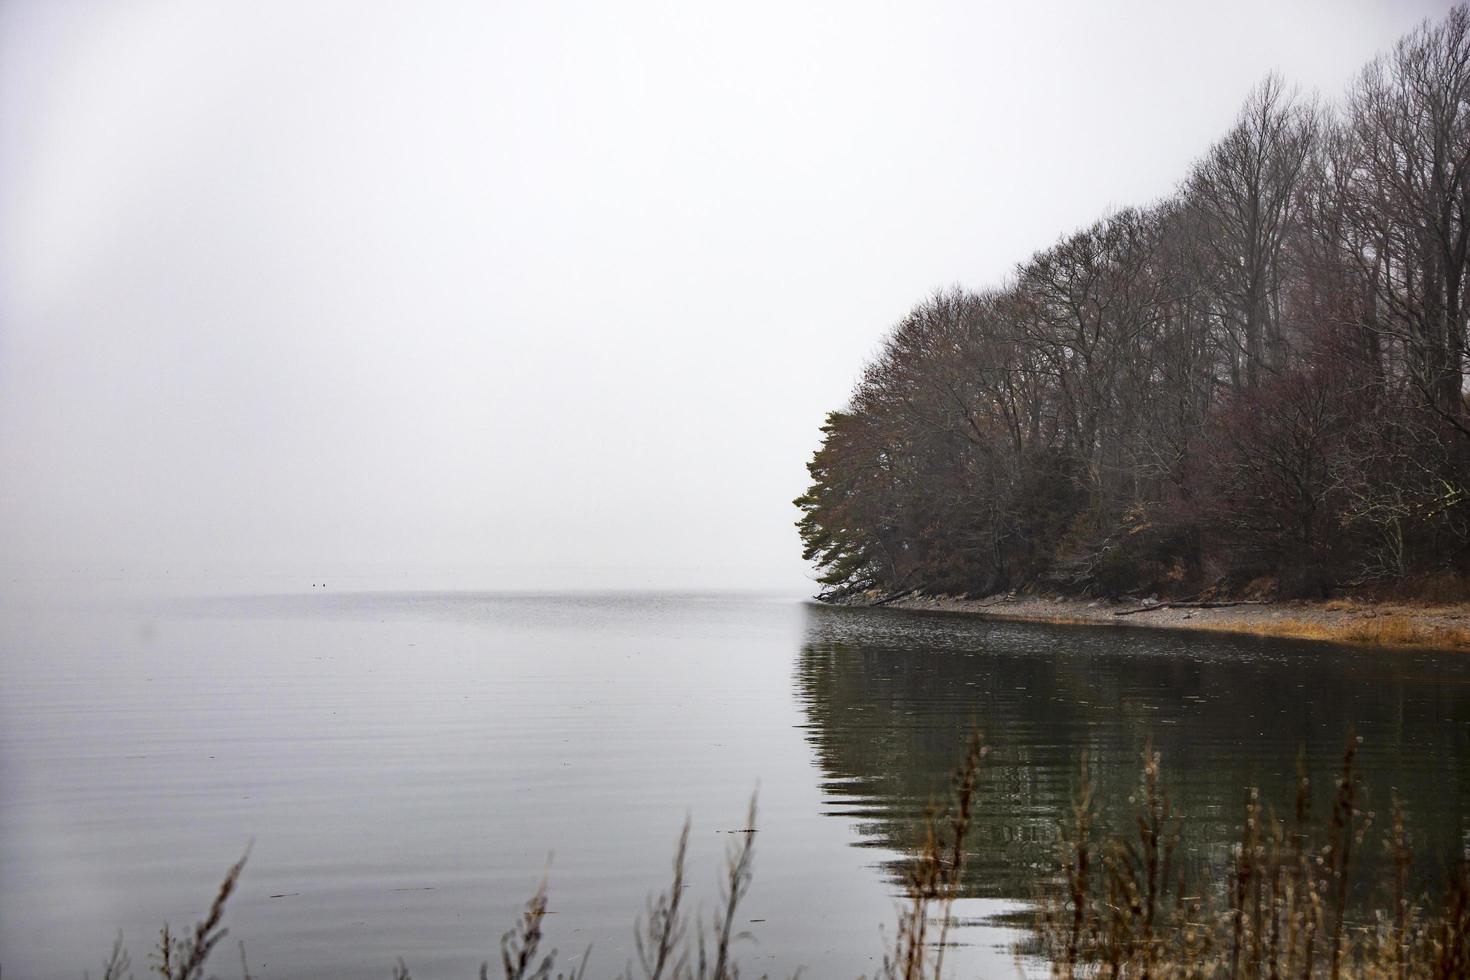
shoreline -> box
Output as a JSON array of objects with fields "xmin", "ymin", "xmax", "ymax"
[{"xmin": 865, "ymin": 593, "xmax": 1470, "ymax": 652}]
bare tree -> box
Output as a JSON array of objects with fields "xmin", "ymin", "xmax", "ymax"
[
  {"xmin": 796, "ymin": 7, "xmax": 1470, "ymax": 601},
  {"xmin": 1347, "ymin": 6, "xmax": 1470, "ymax": 426},
  {"xmin": 1187, "ymin": 75, "xmax": 1317, "ymax": 390}
]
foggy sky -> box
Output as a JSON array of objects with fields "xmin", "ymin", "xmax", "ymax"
[{"xmin": 0, "ymin": 0, "xmax": 1455, "ymax": 595}]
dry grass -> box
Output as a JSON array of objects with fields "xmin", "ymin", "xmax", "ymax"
[
  {"xmin": 92, "ymin": 850, "xmax": 249, "ymax": 980},
  {"xmin": 1037, "ymin": 737, "xmax": 1470, "ymax": 980},
  {"xmin": 880, "ymin": 732, "xmax": 987, "ymax": 980},
  {"xmin": 1195, "ymin": 614, "xmax": 1470, "ymax": 651},
  {"xmin": 1032, "ymin": 610, "xmax": 1470, "ymax": 651},
  {"xmin": 84, "ymin": 735, "xmax": 1468, "ymax": 980}
]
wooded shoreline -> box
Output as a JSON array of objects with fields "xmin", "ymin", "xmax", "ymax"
[
  {"xmin": 845, "ymin": 592, "xmax": 1470, "ymax": 652},
  {"xmin": 797, "ymin": 8, "xmax": 1470, "ymax": 611}
]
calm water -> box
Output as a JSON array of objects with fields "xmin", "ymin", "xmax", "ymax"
[{"xmin": 2, "ymin": 592, "xmax": 1468, "ymax": 979}]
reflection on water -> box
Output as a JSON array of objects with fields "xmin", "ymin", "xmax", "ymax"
[
  {"xmin": 795, "ymin": 603, "xmax": 1470, "ymax": 901},
  {"xmin": 3, "ymin": 591, "xmax": 1467, "ymax": 979},
  {"xmin": 0, "ymin": 591, "xmax": 1028, "ymax": 980}
]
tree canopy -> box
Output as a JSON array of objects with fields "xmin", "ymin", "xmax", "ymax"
[{"xmin": 798, "ymin": 7, "xmax": 1470, "ymax": 601}]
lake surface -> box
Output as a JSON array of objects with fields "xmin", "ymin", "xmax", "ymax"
[{"xmin": 2, "ymin": 592, "xmax": 1468, "ymax": 979}]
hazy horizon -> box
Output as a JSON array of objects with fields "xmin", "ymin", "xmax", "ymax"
[{"xmin": 1, "ymin": 0, "xmax": 1455, "ymax": 596}]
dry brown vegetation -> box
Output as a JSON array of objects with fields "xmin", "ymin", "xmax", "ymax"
[
  {"xmin": 1186, "ymin": 612, "xmax": 1470, "ymax": 651},
  {"xmin": 1039, "ymin": 739, "xmax": 1470, "ymax": 979},
  {"xmin": 85, "ymin": 735, "xmax": 1468, "ymax": 980}
]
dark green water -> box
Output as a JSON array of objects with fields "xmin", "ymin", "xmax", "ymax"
[{"xmin": 797, "ymin": 602, "xmax": 1470, "ymax": 902}]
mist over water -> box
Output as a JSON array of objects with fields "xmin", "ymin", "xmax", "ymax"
[
  {"xmin": 5, "ymin": 3, "xmax": 1470, "ymax": 978},
  {"xmin": 3, "ymin": 591, "xmax": 1467, "ymax": 978},
  {"xmin": 0, "ymin": 591, "xmax": 1013, "ymax": 979},
  {"xmin": 0, "ymin": 1, "xmax": 1451, "ymax": 592}
]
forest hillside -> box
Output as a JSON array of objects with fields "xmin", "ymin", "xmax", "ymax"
[{"xmin": 797, "ymin": 6, "xmax": 1470, "ymax": 603}]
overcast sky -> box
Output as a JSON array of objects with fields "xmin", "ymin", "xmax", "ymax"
[{"xmin": 0, "ymin": 0, "xmax": 1456, "ymax": 594}]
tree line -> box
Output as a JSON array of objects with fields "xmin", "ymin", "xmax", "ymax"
[{"xmin": 797, "ymin": 7, "xmax": 1470, "ymax": 601}]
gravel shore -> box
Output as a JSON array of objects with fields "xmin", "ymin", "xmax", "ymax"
[{"xmin": 872, "ymin": 593, "xmax": 1470, "ymax": 652}]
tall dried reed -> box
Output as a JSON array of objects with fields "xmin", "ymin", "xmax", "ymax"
[
  {"xmin": 1037, "ymin": 736, "xmax": 1470, "ymax": 980},
  {"xmin": 83, "ymin": 735, "xmax": 1468, "ymax": 980}
]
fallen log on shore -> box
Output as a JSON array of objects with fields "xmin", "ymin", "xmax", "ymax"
[{"xmin": 1115, "ymin": 599, "xmax": 1269, "ymax": 616}]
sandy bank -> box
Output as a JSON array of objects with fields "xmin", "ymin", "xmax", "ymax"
[{"xmin": 871, "ymin": 593, "xmax": 1470, "ymax": 652}]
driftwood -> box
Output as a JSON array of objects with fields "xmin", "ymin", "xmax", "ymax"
[
  {"xmin": 1114, "ymin": 599, "xmax": 1269, "ymax": 617},
  {"xmin": 873, "ymin": 590, "xmax": 1018, "ymax": 609}
]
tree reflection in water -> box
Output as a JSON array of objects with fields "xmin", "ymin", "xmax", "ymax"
[{"xmin": 794, "ymin": 603, "xmax": 1470, "ymax": 900}]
